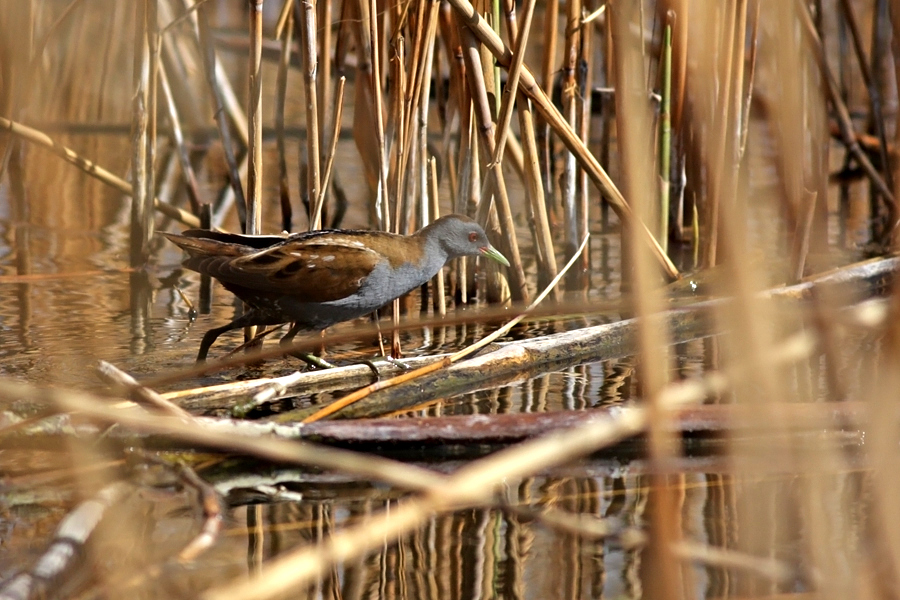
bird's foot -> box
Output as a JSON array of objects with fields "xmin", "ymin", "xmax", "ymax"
[
  {"xmin": 361, "ymin": 355, "xmax": 413, "ymax": 379},
  {"xmin": 381, "ymin": 355, "xmax": 414, "ymax": 371},
  {"xmin": 290, "ymin": 352, "xmax": 337, "ymax": 370}
]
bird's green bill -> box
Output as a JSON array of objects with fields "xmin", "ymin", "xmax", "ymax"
[{"xmin": 480, "ymin": 245, "xmax": 510, "ymax": 267}]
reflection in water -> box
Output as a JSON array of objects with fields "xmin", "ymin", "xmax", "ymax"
[
  {"xmin": 130, "ymin": 270, "xmax": 154, "ymax": 356},
  {"xmin": 25, "ymin": 463, "xmax": 841, "ymax": 600}
]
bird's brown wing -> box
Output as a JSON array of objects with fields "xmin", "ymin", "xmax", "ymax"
[{"xmin": 221, "ymin": 237, "xmax": 380, "ymax": 303}]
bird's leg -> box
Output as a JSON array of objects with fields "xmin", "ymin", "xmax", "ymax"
[
  {"xmin": 360, "ymin": 355, "xmax": 413, "ymax": 380},
  {"xmin": 197, "ymin": 311, "xmax": 258, "ymax": 363},
  {"xmin": 279, "ymin": 323, "xmax": 336, "ymax": 369}
]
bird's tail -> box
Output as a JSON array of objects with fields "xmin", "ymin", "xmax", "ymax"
[{"xmin": 160, "ymin": 231, "xmax": 249, "ymax": 258}]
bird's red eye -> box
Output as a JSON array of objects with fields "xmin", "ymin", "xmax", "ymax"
[{"xmin": 468, "ymin": 232, "xmax": 478, "ymax": 242}]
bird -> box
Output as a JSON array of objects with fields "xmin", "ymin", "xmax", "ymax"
[{"xmin": 163, "ymin": 214, "xmax": 510, "ymax": 363}]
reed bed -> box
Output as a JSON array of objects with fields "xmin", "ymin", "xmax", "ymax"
[{"xmin": 0, "ymin": 1, "xmax": 898, "ymax": 599}]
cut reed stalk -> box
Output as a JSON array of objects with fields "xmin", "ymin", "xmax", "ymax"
[
  {"xmin": 130, "ymin": 0, "xmax": 152, "ymax": 267},
  {"xmin": 275, "ymin": 2, "xmax": 294, "ymax": 232},
  {"xmin": 297, "ymin": 0, "xmax": 322, "ymax": 229},
  {"xmin": 246, "ymin": 0, "xmax": 264, "ymax": 235}
]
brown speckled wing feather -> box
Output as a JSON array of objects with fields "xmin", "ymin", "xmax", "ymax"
[{"xmin": 224, "ymin": 236, "xmax": 381, "ymax": 302}]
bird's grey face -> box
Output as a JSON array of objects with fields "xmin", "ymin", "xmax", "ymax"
[{"xmin": 440, "ymin": 218, "xmax": 510, "ymax": 266}]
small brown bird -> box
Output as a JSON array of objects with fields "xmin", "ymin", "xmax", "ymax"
[{"xmin": 164, "ymin": 214, "xmax": 509, "ymax": 362}]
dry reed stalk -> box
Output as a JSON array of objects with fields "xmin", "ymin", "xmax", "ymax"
[
  {"xmin": 658, "ymin": 19, "xmax": 672, "ymax": 252},
  {"xmin": 489, "ymin": 0, "xmax": 530, "ymax": 194},
  {"xmin": 458, "ymin": 18, "xmax": 528, "ymax": 302},
  {"xmin": 709, "ymin": 6, "xmax": 829, "ymax": 592},
  {"xmin": 501, "ymin": 0, "xmax": 559, "ymax": 299},
  {"xmin": 609, "ymin": 3, "xmax": 682, "ymax": 597},
  {"xmin": 195, "ymin": 3, "xmax": 248, "ymax": 231},
  {"xmin": 518, "ymin": 102, "xmax": 559, "ymax": 298},
  {"xmin": 297, "ymin": 0, "xmax": 322, "ymax": 229},
  {"xmin": 480, "ymin": 8, "xmax": 542, "ymax": 296},
  {"xmin": 739, "ymin": 0, "xmax": 760, "ymax": 157},
  {"xmin": 388, "ymin": 37, "xmax": 407, "ymax": 231},
  {"xmin": 244, "ymin": 0, "xmax": 265, "ymax": 349},
  {"xmin": 538, "ymin": 0, "xmax": 559, "ymax": 213},
  {"xmin": 599, "ymin": 14, "xmax": 614, "ymax": 229},
  {"xmin": 416, "ymin": 2, "xmax": 440, "ymax": 228},
  {"xmin": 318, "ymin": 0, "xmax": 333, "ymax": 168},
  {"xmin": 388, "ymin": 36, "xmax": 407, "ymax": 358},
  {"xmin": 147, "ymin": 0, "xmax": 160, "ymax": 227},
  {"xmin": 246, "ymin": 0, "xmax": 263, "ymax": 234},
  {"xmin": 428, "ymin": 157, "xmax": 447, "ymax": 315},
  {"xmin": 890, "ymin": 2, "xmax": 900, "ymax": 244},
  {"xmin": 455, "ymin": 110, "xmax": 478, "ymax": 302},
  {"xmin": 175, "ymin": 463, "xmax": 224, "ymax": 563},
  {"xmin": 0, "ymin": 117, "xmax": 201, "ymax": 229},
  {"xmin": 560, "ymin": 0, "xmax": 581, "ymax": 289},
  {"xmin": 798, "ymin": 1, "xmax": 895, "ymax": 216},
  {"xmin": 369, "ymin": 0, "xmax": 390, "ymax": 230},
  {"xmin": 130, "ymin": 0, "xmax": 152, "ymax": 267},
  {"xmin": 313, "ymin": 76, "xmax": 345, "ymax": 228},
  {"xmin": 159, "ymin": 64, "xmax": 203, "ymax": 214},
  {"xmin": 448, "ymin": 0, "xmax": 680, "ymax": 281},
  {"xmin": 180, "ymin": 0, "xmax": 249, "ymax": 144},
  {"xmin": 98, "ymin": 361, "xmax": 193, "ymax": 420},
  {"xmin": 397, "ymin": 0, "xmax": 440, "ymax": 228},
  {"xmin": 665, "ymin": 1, "xmax": 687, "ymax": 131},
  {"xmin": 443, "ymin": 9, "xmax": 472, "ymax": 214},
  {"xmin": 347, "ymin": 0, "xmax": 379, "ymax": 214},
  {"xmin": 159, "ymin": 7, "xmax": 208, "ymax": 133},
  {"xmin": 18, "ymin": 381, "xmax": 448, "ymax": 490},
  {"xmin": 275, "ymin": 2, "xmax": 294, "ymax": 232},
  {"xmin": 702, "ymin": 1, "xmax": 738, "ymax": 268},
  {"xmin": 578, "ymin": 2, "xmax": 593, "ymax": 277}
]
